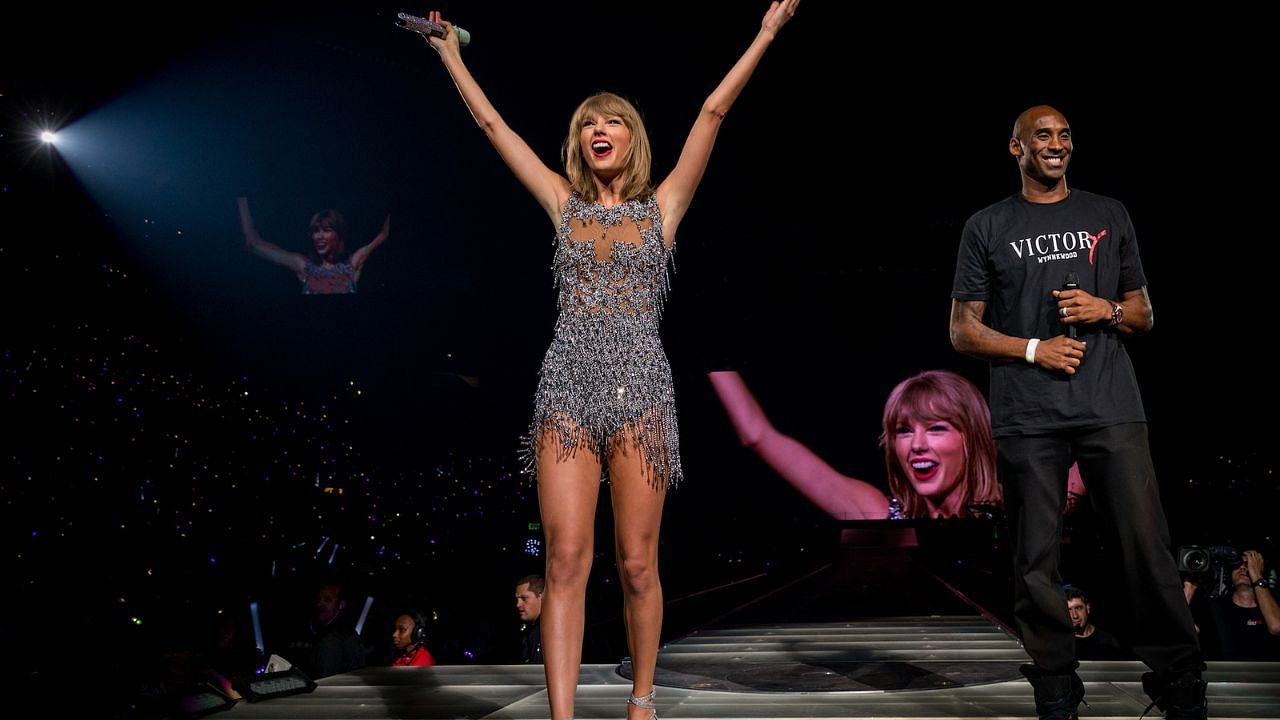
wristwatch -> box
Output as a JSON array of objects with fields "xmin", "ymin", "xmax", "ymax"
[
  {"xmin": 1109, "ymin": 301, "xmax": 1124, "ymax": 327},
  {"xmin": 1256, "ymin": 578, "xmax": 1270, "ymax": 589}
]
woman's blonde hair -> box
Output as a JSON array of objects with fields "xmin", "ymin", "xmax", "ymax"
[{"xmin": 562, "ymin": 93, "xmax": 653, "ymax": 203}]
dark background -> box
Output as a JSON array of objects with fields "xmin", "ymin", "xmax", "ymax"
[{"xmin": 1, "ymin": 1, "xmax": 1273, "ymax": 713}]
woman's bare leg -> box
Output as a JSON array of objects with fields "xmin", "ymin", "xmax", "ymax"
[
  {"xmin": 609, "ymin": 434, "xmax": 667, "ymax": 719},
  {"xmin": 538, "ymin": 434, "xmax": 602, "ymax": 720}
]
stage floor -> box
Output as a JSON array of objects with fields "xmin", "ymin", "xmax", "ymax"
[{"xmin": 223, "ymin": 616, "xmax": 1280, "ymax": 719}]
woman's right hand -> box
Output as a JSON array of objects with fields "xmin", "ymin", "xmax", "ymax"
[
  {"xmin": 425, "ymin": 10, "xmax": 461, "ymax": 57},
  {"xmin": 760, "ymin": 0, "xmax": 801, "ymax": 38}
]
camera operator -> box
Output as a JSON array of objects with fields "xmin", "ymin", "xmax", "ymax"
[{"xmin": 1186, "ymin": 550, "xmax": 1280, "ymax": 660}]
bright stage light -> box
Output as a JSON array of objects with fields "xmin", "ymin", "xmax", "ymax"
[{"xmin": 40, "ymin": 131, "xmax": 57, "ymax": 144}]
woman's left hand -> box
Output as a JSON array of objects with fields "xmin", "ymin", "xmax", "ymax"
[{"xmin": 761, "ymin": 0, "xmax": 800, "ymax": 37}]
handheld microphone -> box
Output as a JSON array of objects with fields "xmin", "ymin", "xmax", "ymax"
[
  {"xmin": 1062, "ymin": 271, "xmax": 1080, "ymax": 339},
  {"xmin": 397, "ymin": 13, "xmax": 471, "ymax": 46}
]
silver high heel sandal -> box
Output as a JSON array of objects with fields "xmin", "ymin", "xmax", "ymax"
[{"xmin": 628, "ymin": 688, "xmax": 657, "ymax": 719}]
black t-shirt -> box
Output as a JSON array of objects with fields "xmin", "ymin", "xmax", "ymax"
[
  {"xmin": 952, "ymin": 190, "xmax": 1148, "ymax": 437},
  {"xmin": 1210, "ymin": 599, "xmax": 1280, "ymax": 660},
  {"xmin": 1075, "ymin": 626, "xmax": 1126, "ymax": 660},
  {"xmin": 521, "ymin": 620, "xmax": 542, "ymax": 664},
  {"xmin": 285, "ymin": 621, "xmax": 366, "ymax": 679}
]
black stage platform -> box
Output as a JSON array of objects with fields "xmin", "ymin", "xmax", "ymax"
[
  {"xmin": 225, "ymin": 531, "xmax": 1279, "ymax": 718},
  {"xmin": 626, "ymin": 616, "xmax": 1027, "ymax": 692},
  {"xmin": 222, "ymin": 630, "xmax": 1280, "ymax": 718}
]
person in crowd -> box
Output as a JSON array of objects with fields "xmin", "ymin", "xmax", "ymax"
[
  {"xmin": 515, "ymin": 574, "xmax": 544, "ymax": 663},
  {"xmin": 1065, "ymin": 586, "xmax": 1126, "ymax": 660},
  {"xmin": 390, "ymin": 611, "xmax": 437, "ymax": 667}
]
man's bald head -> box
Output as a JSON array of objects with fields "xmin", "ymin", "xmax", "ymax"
[
  {"xmin": 1009, "ymin": 105, "xmax": 1073, "ymax": 198},
  {"xmin": 1012, "ymin": 105, "xmax": 1070, "ymax": 144}
]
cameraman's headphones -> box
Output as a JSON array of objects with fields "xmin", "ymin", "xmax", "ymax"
[{"xmin": 409, "ymin": 611, "xmax": 429, "ymax": 646}]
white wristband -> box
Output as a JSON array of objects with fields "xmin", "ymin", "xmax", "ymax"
[{"xmin": 1025, "ymin": 338, "xmax": 1040, "ymax": 364}]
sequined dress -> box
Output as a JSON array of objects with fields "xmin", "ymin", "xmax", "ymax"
[
  {"xmin": 301, "ymin": 260, "xmax": 356, "ymax": 294},
  {"xmin": 526, "ymin": 192, "xmax": 682, "ymax": 488}
]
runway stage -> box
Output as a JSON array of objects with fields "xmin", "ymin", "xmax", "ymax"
[{"xmin": 223, "ymin": 615, "xmax": 1280, "ymax": 719}]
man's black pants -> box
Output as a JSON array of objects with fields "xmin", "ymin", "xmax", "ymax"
[{"xmin": 998, "ymin": 422, "xmax": 1202, "ymax": 675}]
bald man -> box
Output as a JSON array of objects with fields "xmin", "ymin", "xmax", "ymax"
[{"xmin": 950, "ymin": 106, "xmax": 1205, "ymax": 720}]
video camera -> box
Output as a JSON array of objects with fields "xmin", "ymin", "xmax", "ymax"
[{"xmin": 1176, "ymin": 545, "xmax": 1241, "ymax": 599}]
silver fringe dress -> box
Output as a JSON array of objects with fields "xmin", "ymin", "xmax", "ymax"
[{"xmin": 525, "ymin": 191, "xmax": 682, "ymax": 488}]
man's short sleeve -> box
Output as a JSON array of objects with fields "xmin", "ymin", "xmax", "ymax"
[
  {"xmin": 952, "ymin": 214, "xmax": 992, "ymax": 301},
  {"xmin": 1116, "ymin": 205, "xmax": 1148, "ymax": 294}
]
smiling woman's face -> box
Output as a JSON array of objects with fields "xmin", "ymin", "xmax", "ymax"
[{"xmin": 892, "ymin": 417, "xmax": 965, "ymax": 512}]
